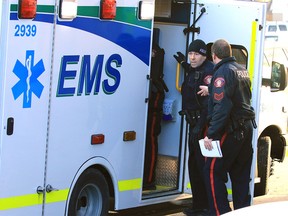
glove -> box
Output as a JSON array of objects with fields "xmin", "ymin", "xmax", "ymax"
[{"xmin": 173, "ymin": 52, "xmax": 185, "ymax": 64}]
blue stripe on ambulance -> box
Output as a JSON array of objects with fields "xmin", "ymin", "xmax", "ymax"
[
  {"xmin": 10, "ymin": 12, "xmax": 54, "ymax": 24},
  {"xmin": 10, "ymin": 12, "xmax": 151, "ymax": 65},
  {"xmin": 57, "ymin": 17, "xmax": 151, "ymax": 65}
]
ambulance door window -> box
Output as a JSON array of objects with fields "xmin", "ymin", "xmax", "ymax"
[
  {"xmin": 207, "ymin": 44, "xmax": 248, "ymax": 68},
  {"xmin": 231, "ymin": 45, "xmax": 248, "ymax": 69},
  {"xmin": 59, "ymin": 0, "xmax": 77, "ymax": 19}
]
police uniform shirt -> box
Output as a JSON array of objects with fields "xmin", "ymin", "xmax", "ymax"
[{"xmin": 207, "ymin": 56, "xmax": 255, "ymax": 139}]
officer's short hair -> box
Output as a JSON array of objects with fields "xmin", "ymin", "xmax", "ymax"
[{"xmin": 211, "ymin": 39, "xmax": 232, "ymax": 59}]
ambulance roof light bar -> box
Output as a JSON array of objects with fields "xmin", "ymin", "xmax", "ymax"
[
  {"xmin": 18, "ymin": 0, "xmax": 37, "ymax": 19},
  {"xmin": 59, "ymin": 0, "xmax": 78, "ymax": 20},
  {"xmin": 138, "ymin": 1, "xmax": 154, "ymax": 20}
]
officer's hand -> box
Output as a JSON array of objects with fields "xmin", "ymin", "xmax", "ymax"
[
  {"xmin": 204, "ymin": 136, "xmax": 213, "ymax": 151},
  {"xmin": 197, "ymin": 85, "xmax": 209, "ymax": 96},
  {"xmin": 173, "ymin": 52, "xmax": 185, "ymax": 64}
]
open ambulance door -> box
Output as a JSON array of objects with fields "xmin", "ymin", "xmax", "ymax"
[
  {"xmin": 182, "ymin": 0, "xmax": 266, "ymax": 199},
  {"xmin": 139, "ymin": 0, "xmax": 196, "ymax": 200},
  {"xmin": 142, "ymin": 0, "xmax": 265, "ymax": 202}
]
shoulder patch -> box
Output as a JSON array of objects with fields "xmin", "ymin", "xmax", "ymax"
[
  {"xmin": 203, "ymin": 75, "xmax": 212, "ymax": 85},
  {"xmin": 214, "ymin": 77, "xmax": 225, "ymax": 88},
  {"xmin": 214, "ymin": 92, "xmax": 224, "ymax": 101}
]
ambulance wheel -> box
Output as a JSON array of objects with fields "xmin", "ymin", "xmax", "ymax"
[
  {"xmin": 68, "ymin": 168, "xmax": 109, "ymax": 216},
  {"xmin": 254, "ymin": 136, "xmax": 271, "ymax": 197}
]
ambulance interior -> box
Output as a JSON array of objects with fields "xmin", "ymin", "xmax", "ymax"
[{"xmin": 142, "ymin": 1, "xmax": 194, "ymax": 197}]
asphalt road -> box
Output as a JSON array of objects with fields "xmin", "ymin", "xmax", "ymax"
[{"xmin": 109, "ymin": 158, "xmax": 288, "ymax": 215}]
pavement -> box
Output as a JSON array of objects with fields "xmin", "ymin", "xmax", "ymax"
[{"xmin": 253, "ymin": 194, "xmax": 288, "ymax": 205}]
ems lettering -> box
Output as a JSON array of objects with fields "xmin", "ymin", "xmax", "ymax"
[{"xmin": 57, "ymin": 54, "xmax": 122, "ymax": 97}]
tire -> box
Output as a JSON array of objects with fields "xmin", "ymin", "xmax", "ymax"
[
  {"xmin": 254, "ymin": 136, "xmax": 271, "ymax": 197},
  {"xmin": 68, "ymin": 168, "xmax": 109, "ymax": 216},
  {"xmin": 270, "ymin": 134, "xmax": 286, "ymax": 161}
]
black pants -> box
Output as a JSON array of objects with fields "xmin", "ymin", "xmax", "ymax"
[
  {"xmin": 204, "ymin": 120, "xmax": 253, "ymax": 215},
  {"xmin": 188, "ymin": 125, "xmax": 209, "ymax": 210}
]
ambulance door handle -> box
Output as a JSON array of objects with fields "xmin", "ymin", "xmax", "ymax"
[
  {"xmin": 7, "ymin": 117, "xmax": 14, "ymax": 135},
  {"xmin": 46, "ymin": 184, "xmax": 59, "ymax": 193},
  {"xmin": 37, "ymin": 186, "xmax": 44, "ymax": 194}
]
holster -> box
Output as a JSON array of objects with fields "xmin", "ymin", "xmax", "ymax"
[
  {"xmin": 226, "ymin": 118, "xmax": 245, "ymax": 141},
  {"xmin": 179, "ymin": 109, "xmax": 200, "ymax": 127},
  {"xmin": 228, "ymin": 117, "xmax": 257, "ymax": 141}
]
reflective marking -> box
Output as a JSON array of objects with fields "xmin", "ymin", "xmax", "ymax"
[
  {"xmin": 0, "ymin": 193, "xmax": 43, "ymax": 210},
  {"xmin": 187, "ymin": 183, "xmax": 232, "ymax": 194},
  {"xmin": 118, "ymin": 178, "xmax": 142, "ymax": 191},
  {"xmin": 45, "ymin": 189, "xmax": 69, "ymax": 203},
  {"xmin": 227, "ymin": 188, "xmax": 232, "ymax": 195},
  {"xmin": 0, "ymin": 189, "xmax": 69, "ymax": 211},
  {"xmin": 249, "ymin": 21, "xmax": 257, "ymax": 85}
]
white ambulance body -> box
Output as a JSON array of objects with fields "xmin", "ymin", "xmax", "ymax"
[{"xmin": 0, "ymin": 0, "xmax": 286, "ymax": 215}]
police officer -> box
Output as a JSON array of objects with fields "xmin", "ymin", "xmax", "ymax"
[
  {"xmin": 203, "ymin": 39, "xmax": 256, "ymax": 215},
  {"xmin": 174, "ymin": 39, "xmax": 214, "ymax": 216}
]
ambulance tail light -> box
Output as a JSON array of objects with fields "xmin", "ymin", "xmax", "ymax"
[
  {"xmin": 138, "ymin": 1, "xmax": 154, "ymax": 20},
  {"xmin": 100, "ymin": 0, "xmax": 116, "ymax": 20},
  {"xmin": 91, "ymin": 134, "xmax": 105, "ymax": 145},
  {"xmin": 59, "ymin": 0, "xmax": 78, "ymax": 20},
  {"xmin": 18, "ymin": 0, "xmax": 37, "ymax": 19},
  {"xmin": 123, "ymin": 131, "xmax": 136, "ymax": 141}
]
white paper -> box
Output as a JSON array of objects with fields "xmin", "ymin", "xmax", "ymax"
[{"xmin": 199, "ymin": 139, "xmax": 223, "ymax": 158}]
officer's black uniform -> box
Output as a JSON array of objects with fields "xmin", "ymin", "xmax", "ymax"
[
  {"xmin": 204, "ymin": 56, "xmax": 255, "ymax": 215},
  {"xmin": 176, "ymin": 47, "xmax": 214, "ymax": 214},
  {"xmin": 182, "ymin": 59, "xmax": 214, "ymax": 212}
]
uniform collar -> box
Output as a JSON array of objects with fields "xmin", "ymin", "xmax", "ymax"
[{"xmin": 214, "ymin": 56, "xmax": 236, "ymax": 71}]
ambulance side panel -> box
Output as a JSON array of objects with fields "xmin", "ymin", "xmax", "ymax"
[
  {"xmin": 0, "ymin": 0, "xmax": 54, "ymax": 215},
  {"xmin": 44, "ymin": 1, "xmax": 153, "ymax": 213}
]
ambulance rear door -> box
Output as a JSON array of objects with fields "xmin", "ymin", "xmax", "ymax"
[
  {"xmin": 182, "ymin": 0, "xmax": 266, "ymax": 195},
  {"xmin": 0, "ymin": 1, "xmax": 55, "ymax": 215}
]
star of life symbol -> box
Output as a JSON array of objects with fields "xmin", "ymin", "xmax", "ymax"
[{"xmin": 12, "ymin": 50, "xmax": 45, "ymax": 108}]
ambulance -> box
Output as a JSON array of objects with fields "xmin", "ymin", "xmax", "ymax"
[{"xmin": 0, "ymin": 0, "xmax": 287, "ymax": 215}]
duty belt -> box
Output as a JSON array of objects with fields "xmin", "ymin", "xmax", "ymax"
[
  {"xmin": 179, "ymin": 109, "xmax": 201, "ymax": 126},
  {"xmin": 238, "ymin": 118, "xmax": 257, "ymax": 129},
  {"xmin": 227, "ymin": 117, "xmax": 257, "ymax": 134}
]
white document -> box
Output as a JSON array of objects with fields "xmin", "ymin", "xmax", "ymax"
[{"xmin": 199, "ymin": 139, "xmax": 223, "ymax": 158}]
